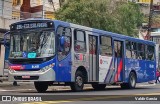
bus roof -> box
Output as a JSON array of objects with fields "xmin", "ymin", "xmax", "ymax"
[
  {"xmin": 10, "ymin": 18, "xmax": 155, "ymax": 45},
  {"xmin": 53, "ymin": 20, "xmax": 155, "ymax": 45}
]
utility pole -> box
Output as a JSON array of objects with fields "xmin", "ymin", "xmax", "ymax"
[
  {"xmin": 147, "ymin": 0, "xmax": 153, "ymax": 40},
  {"xmin": 42, "ymin": 0, "xmax": 45, "ymax": 18},
  {"xmin": 59, "ymin": 0, "xmax": 62, "ymax": 7}
]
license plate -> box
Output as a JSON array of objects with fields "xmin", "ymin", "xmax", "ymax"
[{"xmin": 22, "ymin": 76, "xmax": 30, "ymax": 79}]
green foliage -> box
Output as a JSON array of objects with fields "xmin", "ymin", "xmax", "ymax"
[
  {"xmin": 152, "ymin": 15, "xmax": 160, "ymax": 24},
  {"xmin": 55, "ymin": 0, "xmax": 143, "ymax": 37}
]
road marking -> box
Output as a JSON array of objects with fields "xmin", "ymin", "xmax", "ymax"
[
  {"xmin": 134, "ymin": 92, "xmax": 160, "ymax": 95},
  {"xmin": 22, "ymin": 101, "xmax": 73, "ymax": 104}
]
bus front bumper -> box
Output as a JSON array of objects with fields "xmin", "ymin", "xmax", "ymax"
[{"xmin": 8, "ymin": 68, "xmax": 55, "ymax": 82}]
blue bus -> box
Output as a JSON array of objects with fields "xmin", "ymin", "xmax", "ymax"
[{"xmin": 4, "ymin": 19, "xmax": 156, "ymax": 92}]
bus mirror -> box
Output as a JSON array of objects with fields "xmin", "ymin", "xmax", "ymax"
[
  {"xmin": 60, "ymin": 36, "xmax": 65, "ymax": 47},
  {"xmin": 4, "ymin": 31, "xmax": 10, "ymax": 48},
  {"xmin": 5, "ymin": 42, "xmax": 10, "ymax": 48}
]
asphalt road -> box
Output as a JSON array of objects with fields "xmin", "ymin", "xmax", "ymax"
[{"xmin": 0, "ymin": 82, "xmax": 160, "ymax": 104}]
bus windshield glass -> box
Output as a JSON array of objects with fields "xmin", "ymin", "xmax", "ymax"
[{"xmin": 9, "ymin": 30, "xmax": 55, "ymax": 58}]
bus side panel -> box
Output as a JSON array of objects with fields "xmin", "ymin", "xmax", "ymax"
[
  {"xmin": 70, "ymin": 25, "xmax": 90, "ymax": 82},
  {"xmin": 125, "ymin": 59, "xmax": 156, "ymax": 83},
  {"xmin": 124, "ymin": 59, "xmax": 144, "ymax": 83},
  {"xmin": 54, "ymin": 21, "xmax": 72, "ymax": 82},
  {"xmin": 99, "ymin": 55, "xmax": 113, "ymax": 83},
  {"xmin": 116, "ymin": 57, "xmax": 123, "ymax": 82},
  {"xmin": 137, "ymin": 60, "xmax": 148, "ymax": 82},
  {"xmin": 56, "ymin": 53, "xmax": 72, "ymax": 82},
  {"xmin": 145, "ymin": 60, "xmax": 156, "ymax": 81}
]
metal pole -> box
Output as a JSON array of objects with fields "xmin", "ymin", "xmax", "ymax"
[
  {"xmin": 42, "ymin": 0, "xmax": 45, "ymax": 18},
  {"xmin": 59, "ymin": 0, "xmax": 62, "ymax": 7},
  {"xmin": 147, "ymin": 0, "xmax": 153, "ymax": 40},
  {"xmin": 51, "ymin": 0, "xmax": 56, "ymax": 12}
]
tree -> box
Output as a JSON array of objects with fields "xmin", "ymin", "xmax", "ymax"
[{"xmin": 55, "ymin": 0, "xmax": 143, "ymax": 37}]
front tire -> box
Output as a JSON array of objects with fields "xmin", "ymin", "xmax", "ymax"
[
  {"xmin": 70, "ymin": 71, "xmax": 84, "ymax": 91},
  {"xmin": 34, "ymin": 81, "xmax": 48, "ymax": 93}
]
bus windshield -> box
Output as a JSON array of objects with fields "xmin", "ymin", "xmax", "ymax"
[{"xmin": 9, "ymin": 30, "xmax": 55, "ymax": 58}]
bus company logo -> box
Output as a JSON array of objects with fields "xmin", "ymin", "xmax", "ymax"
[
  {"xmin": 2, "ymin": 96, "xmax": 11, "ymax": 101},
  {"xmin": 32, "ymin": 65, "xmax": 39, "ymax": 69},
  {"xmin": 74, "ymin": 54, "xmax": 86, "ymax": 61},
  {"xmin": 100, "ymin": 59, "xmax": 108, "ymax": 65},
  {"xmin": 149, "ymin": 64, "xmax": 154, "ymax": 68}
]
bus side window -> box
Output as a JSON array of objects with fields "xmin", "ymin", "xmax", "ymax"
[
  {"xmin": 100, "ymin": 36, "xmax": 112, "ymax": 56},
  {"xmin": 74, "ymin": 30, "xmax": 86, "ymax": 52},
  {"xmin": 137, "ymin": 43, "xmax": 145, "ymax": 60},
  {"xmin": 131, "ymin": 42, "xmax": 137, "ymax": 59},
  {"xmin": 126, "ymin": 41, "xmax": 132, "ymax": 58},
  {"xmin": 57, "ymin": 26, "xmax": 72, "ymax": 61},
  {"xmin": 89, "ymin": 36, "xmax": 96, "ymax": 55},
  {"xmin": 147, "ymin": 45, "xmax": 155, "ymax": 61},
  {"xmin": 114, "ymin": 41, "xmax": 122, "ymax": 58}
]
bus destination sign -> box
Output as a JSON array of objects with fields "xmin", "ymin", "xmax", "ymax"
[
  {"xmin": 10, "ymin": 22, "xmax": 53, "ymax": 30},
  {"xmin": 16, "ymin": 23, "xmax": 47, "ymax": 29}
]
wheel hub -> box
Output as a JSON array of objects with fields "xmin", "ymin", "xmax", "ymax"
[
  {"xmin": 76, "ymin": 76, "xmax": 83, "ymax": 86},
  {"xmin": 130, "ymin": 75, "xmax": 135, "ymax": 87}
]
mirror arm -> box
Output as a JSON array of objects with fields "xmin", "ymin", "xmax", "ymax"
[{"xmin": 4, "ymin": 31, "xmax": 10, "ymax": 48}]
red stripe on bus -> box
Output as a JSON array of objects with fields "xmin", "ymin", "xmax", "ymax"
[
  {"xmin": 10, "ymin": 65, "xmax": 24, "ymax": 70},
  {"xmin": 115, "ymin": 59, "xmax": 123, "ymax": 82}
]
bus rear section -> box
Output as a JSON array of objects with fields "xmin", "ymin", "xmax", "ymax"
[{"xmin": 124, "ymin": 41, "xmax": 156, "ymax": 87}]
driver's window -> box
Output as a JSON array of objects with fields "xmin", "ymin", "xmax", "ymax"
[
  {"xmin": 57, "ymin": 26, "xmax": 71, "ymax": 61},
  {"xmin": 39, "ymin": 31, "xmax": 55, "ymax": 57}
]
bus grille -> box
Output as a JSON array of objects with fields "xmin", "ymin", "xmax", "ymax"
[
  {"xmin": 14, "ymin": 76, "xmax": 39, "ymax": 80},
  {"xmin": 16, "ymin": 69, "xmax": 40, "ymax": 71}
]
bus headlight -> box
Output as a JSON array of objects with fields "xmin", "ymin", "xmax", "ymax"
[
  {"xmin": 41, "ymin": 63, "xmax": 54, "ymax": 72},
  {"xmin": 41, "ymin": 66, "xmax": 50, "ymax": 72},
  {"xmin": 8, "ymin": 68, "xmax": 15, "ymax": 73}
]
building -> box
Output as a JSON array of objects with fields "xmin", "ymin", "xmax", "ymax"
[
  {"xmin": 0, "ymin": 0, "xmax": 18, "ymax": 39},
  {"xmin": 0, "ymin": 0, "xmax": 62, "ymax": 39},
  {"xmin": 12, "ymin": 0, "xmax": 61, "ymax": 20},
  {"xmin": 133, "ymin": 0, "xmax": 160, "ymax": 40}
]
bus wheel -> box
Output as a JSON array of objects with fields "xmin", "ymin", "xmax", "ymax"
[
  {"xmin": 158, "ymin": 76, "xmax": 160, "ymax": 82},
  {"xmin": 70, "ymin": 71, "xmax": 84, "ymax": 91},
  {"xmin": 92, "ymin": 83, "xmax": 106, "ymax": 90},
  {"xmin": 121, "ymin": 72, "xmax": 136, "ymax": 89},
  {"xmin": 34, "ymin": 82, "xmax": 48, "ymax": 93}
]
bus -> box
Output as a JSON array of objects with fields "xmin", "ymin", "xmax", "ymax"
[
  {"xmin": 150, "ymin": 33, "xmax": 160, "ymax": 82},
  {"xmin": 4, "ymin": 19, "xmax": 156, "ymax": 92}
]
